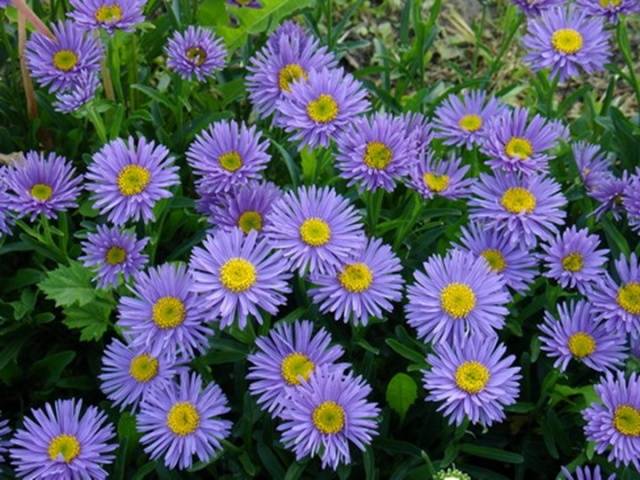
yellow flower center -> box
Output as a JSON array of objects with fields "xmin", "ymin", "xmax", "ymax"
[
  {"xmin": 363, "ymin": 141, "xmax": 393, "ymax": 170},
  {"xmin": 481, "ymin": 249, "xmax": 506, "ymax": 273},
  {"xmin": 455, "ymin": 361, "xmax": 490, "ymax": 394},
  {"xmin": 219, "ymin": 257, "xmax": 257, "ymax": 292},
  {"xmin": 278, "ymin": 63, "xmax": 308, "ymax": 92},
  {"xmin": 501, "ymin": 187, "xmax": 537, "ymax": 214},
  {"xmin": 95, "ymin": 3, "xmax": 123, "ymax": 23},
  {"xmin": 52, "ymin": 50, "xmax": 78, "ymax": 72},
  {"xmin": 166, "ymin": 402, "xmax": 200, "ymax": 436},
  {"xmin": 599, "ymin": 0, "xmax": 622, "ymax": 6},
  {"xmin": 306, "ymin": 94, "xmax": 339, "ymax": 123},
  {"xmin": 312, "ymin": 400, "xmax": 345, "ymax": 435},
  {"xmin": 458, "ymin": 114, "xmax": 483, "ymax": 132},
  {"xmin": 339, "ymin": 262, "xmax": 374, "ymax": 293},
  {"xmin": 48, "ymin": 434, "xmax": 81, "ymax": 463},
  {"xmin": 237, "ymin": 210, "xmax": 263, "ymax": 234},
  {"xmin": 423, "ymin": 173, "xmax": 450, "ymax": 193},
  {"xmin": 117, "ymin": 164, "xmax": 151, "ymax": 196},
  {"xmin": 280, "ymin": 352, "xmax": 315, "ymax": 385},
  {"xmin": 567, "ymin": 331, "xmax": 596, "ymax": 359},
  {"xmin": 30, "ymin": 183, "xmax": 53, "ymax": 201},
  {"xmin": 218, "ymin": 151, "xmax": 243, "ymax": 172},
  {"xmin": 617, "ymin": 282, "xmax": 640, "ymax": 315},
  {"xmin": 562, "ymin": 252, "xmax": 584, "ymax": 272},
  {"xmin": 551, "ymin": 28, "xmax": 584, "ymax": 55},
  {"xmin": 185, "ymin": 46, "xmax": 207, "ymax": 66},
  {"xmin": 105, "ymin": 246, "xmax": 127, "ymax": 265},
  {"xmin": 299, "ymin": 217, "xmax": 331, "ymax": 247},
  {"xmin": 614, "ymin": 405, "xmax": 640, "ymax": 437},
  {"xmin": 440, "ymin": 282, "xmax": 476, "ymax": 319},
  {"xmin": 129, "ymin": 353, "xmax": 159, "ymax": 382},
  {"xmin": 505, "ymin": 137, "xmax": 533, "ymax": 160},
  {"xmin": 152, "ymin": 296, "xmax": 186, "ymax": 329}
]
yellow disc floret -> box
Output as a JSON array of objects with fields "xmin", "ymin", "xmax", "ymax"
[
  {"xmin": 423, "ymin": 173, "xmax": 450, "ymax": 193},
  {"xmin": 440, "ymin": 282, "xmax": 476, "ymax": 319},
  {"xmin": 95, "ymin": 4, "xmax": 123, "ymax": 23},
  {"xmin": 562, "ymin": 252, "xmax": 584, "ymax": 273},
  {"xmin": 481, "ymin": 249, "xmax": 506, "ymax": 273},
  {"xmin": 363, "ymin": 141, "xmax": 393, "ymax": 170},
  {"xmin": 617, "ymin": 282, "xmax": 640, "ymax": 315},
  {"xmin": 117, "ymin": 164, "xmax": 151, "ymax": 196},
  {"xmin": 505, "ymin": 137, "xmax": 534, "ymax": 160},
  {"xmin": 614, "ymin": 405, "xmax": 640, "ymax": 437},
  {"xmin": 53, "ymin": 50, "xmax": 78, "ymax": 72},
  {"xmin": 299, "ymin": 217, "xmax": 331, "ymax": 247},
  {"xmin": 306, "ymin": 94, "xmax": 339, "ymax": 123},
  {"xmin": 280, "ymin": 352, "xmax": 315, "ymax": 385},
  {"xmin": 185, "ymin": 46, "xmax": 207, "ymax": 66},
  {"xmin": 278, "ymin": 63, "xmax": 308, "ymax": 92},
  {"xmin": 551, "ymin": 28, "xmax": 584, "ymax": 55},
  {"xmin": 30, "ymin": 183, "xmax": 53, "ymax": 201},
  {"xmin": 312, "ymin": 400, "xmax": 345, "ymax": 435},
  {"xmin": 458, "ymin": 114, "xmax": 483, "ymax": 132},
  {"xmin": 129, "ymin": 353, "xmax": 159, "ymax": 382},
  {"xmin": 339, "ymin": 263, "xmax": 374, "ymax": 293},
  {"xmin": 237, "ymin": 211, "xmax": 263, "ymax": 234},
  {"xmin": 218, "ymin": 151, "xmax": 243, "ymax": 172},
  {"xmin": 48, "ymin": 434, "xmax": 81, "ymax": 463},
  {"xmin": 105, "ymin": 246, "xmax": 127, "ymax": 265},
  {"xmin": 219, "ymin": 258, "xmax": 257, "ymax": 292},
  {"xmin": 500, "ymin": 187, "xmax": 537, "ymax": 214},
  {"xmin": 166, "ymin": 402, "xmax": 200, "ymax": 436},
  {"xmin": 567, "ymin": 332, "xmax": 596, "ymax": 359},
  {"xmin": 455, "ymin": 361, "xmax": 491, "ymax": 394},
  {"xmin": 152, "ymin": 296, "xmax": 186, "ymax": 329}
]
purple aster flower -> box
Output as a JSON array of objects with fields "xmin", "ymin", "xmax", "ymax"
[
  {"xmin": 189, "ymin": 228, "xmax": 292, "ymax": 330},
  {"xmin": 165, "ymin": 26, "xmax": 226, "ymax": 82},
  {"xmin": 0, "ymin": 0, "xmax": 10, "ymax": 8},
  {"xmin": 560, "ymin": 465, "xmax": 616, "ymax": 480},
  {"xmin": 481, "ymin": 107, "xmax": 569, "ymax": 175},
  {"xmin": 539, "ymin": 300, "xmax": 627, "ymax": 372},
  {"xmin": 138, "ymin": 371, "xmax": 232, "ymax": 470},
  {"xmin": 278, "ymin": 366, "xmax": 380, "ymax": 470},
  {"xmin": 335, "ymin": 113, "xmax": 418, "ymax": 192},
  {"xmin": 26, "ymin": 20, "xmax": 103, "ymax": 93},
  {"xmin": 80, "ymin": 225, "xmax": 149, "ymax": 288},
  {"xmin": 0, "ymin": 415, "xmax": 9, "ymax": 463},
  {"xmin": 99, "ymin": 338, "xmax": 179, "ymax": 411},
  {"xmin": 4, "ymin": 151, "xmax": 82, "ymax": 221},
  {"xmin": 247, "ymin": 23, "xmax": 336, "ymax": 119},
  {"xmin": 187, "ymin": 120, "xmax": 270, "ymax": 196},
  {"xmin": 278, "ymin": 67, "xmax": 370, "ymax": 149},
  {"xmin": 511, "ymin": 0, "xmax": 565, "ymax": 15},
  {"xmin": 227, "ymin": 0, "xmax": 261, "ymax": 6},
  {"xmin": 69, "ymin": 0, "xmax": 145, "ymax": 33},
  {"xmin": 401, "ymin": 111, "xmax": 434, "ymax": 157},
  {"xmin": 623, "ymin": 170, "xmax": 640, "ymax": 232},
  {"xmin": 53, "ymin": 69, "xmax": 100, "ymax": 114},
  {"xmin": 591, "ymin": 172, "xmax": 630, "ymax": 220},
  {"xmin": 265, "ymin": 185, "xmax": 366, "ymax": 275},
  {"xmin": 406, "ymin": 249, "xmax": 510, "ymax": 344},
  {"xmin": 10, "ymin": 399, "xmax": 116, "ymax": 479},
  {"xmin": 309, "ymin": 237, "xmax": 404, "ymax": 326},
  {"xmin": 86, "ymin": 136, "xmax": 179, "ymax": 225},
  {"xmin": 469, "ymin": 171, "xmax": 567, "ymax": 248},
  {"xmin": 591, "ymin": 253, "xmax": 640, "ymax": 337},
  {"xmin": 576, "ymin": 0, "xmax": 640, "ymax": 23},
  {"xmin": 433, "ymin": 90, "xmax": 507, "ymax": 149},
  {"xmin": 407, "ymin": 153, "xmax": 473, "ymax": 200},
  {"xmin": 0, "ymin": 168, "xmax": 15, "ymax": 236},
  {"xmin": 522, "ymin": 6, "xmax": 611, "ymax": 81},
  {"xmin": 117, "ymin": 263, "xmax": 212, "ymax": 358},
  {"xmin": 541, "ymin": 225, "xmax": 609, "ymax": 294},
  {"xmin": 247, "ymin": 320, "xmax": 345, "ymax": 416},
  {"xmin": 208, "ymin": 181, "xmax": 282, "ymax": 235},
  {"xmin": 456, "ymin": 221, "xmax": 538, "ymax": 294},
  {"xmin": 583, "ymin": 371, "xmax": 640, "ymax": 469},
  {"xmin": 572, "ymin": 141, "xmax": 611, "ymax": 192},
  {"xmin": 423, "ymin": 336, "xmax": 521, "ymax": 426}
]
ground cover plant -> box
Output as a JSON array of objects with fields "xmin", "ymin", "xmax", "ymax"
[{"xmin": 1, "ymin": 0, "xmax": 640, "ymax": 478}]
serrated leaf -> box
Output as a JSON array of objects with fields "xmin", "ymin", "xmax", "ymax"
[
  {"xmin": 386, "ymin": 373, "xmax": 418, "ymax": 420},
  {"xmin": 38, "ymin": 261, "xmax": 96, "ymax": 307},
  {"xmin": 63, "ymin": 297, "xmax": 113, "ymax": 341}
]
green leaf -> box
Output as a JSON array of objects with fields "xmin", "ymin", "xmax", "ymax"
[
  {"xmin": 30, "ymin": 350, "xmax": 76, "ymax": 387},
  {"xmin": 385, "ymin": 338, "xmax": 426, "ymax": 366},
  {"xmin": 38, "ymin": 261, "xmax": 96, "ymax": 307},
  {"xmin": 206, "ymin": 0, "xmax": 314, "ymax": 52},
  {"xmin": 63, "ymin": 297, "xmax": 114, "ymax": 341},
  {"xmin": 386, "ymin": 373, "xmax": 418, "ymax": 420},
  {"xmin": 459, "ymin": 443, "xmax": 524, "ymax": 464}
]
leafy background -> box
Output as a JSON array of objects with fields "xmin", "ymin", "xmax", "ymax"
[{"xmin": 1, "ymin": 0, "xmax": 640, "ymax": 478}]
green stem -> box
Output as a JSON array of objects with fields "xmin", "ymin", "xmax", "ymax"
[
  {"xmin": 484, "ymin": 13, "xmax": 523, "ymax": 86},
  {"xmin": 471, "ymin": 3, "xmax": 487, "ymax": 76},
  {"xmin": 87, "ymin": 105, "xmax": 107, "ymax": 143},
  {"xmin": 616, "ymin": 20, "xmax": 640, "ymax": 107},
  {"xmin": 326, "ymin": 0, "xmax": 333, "ymax": 50},
  {"xmin": 364, "ymin": 189, "xmax": 384, "ymax": 234},
  {"xmin": 127, "ymin": 34, "xmax": 138, "ymax": 110}
]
